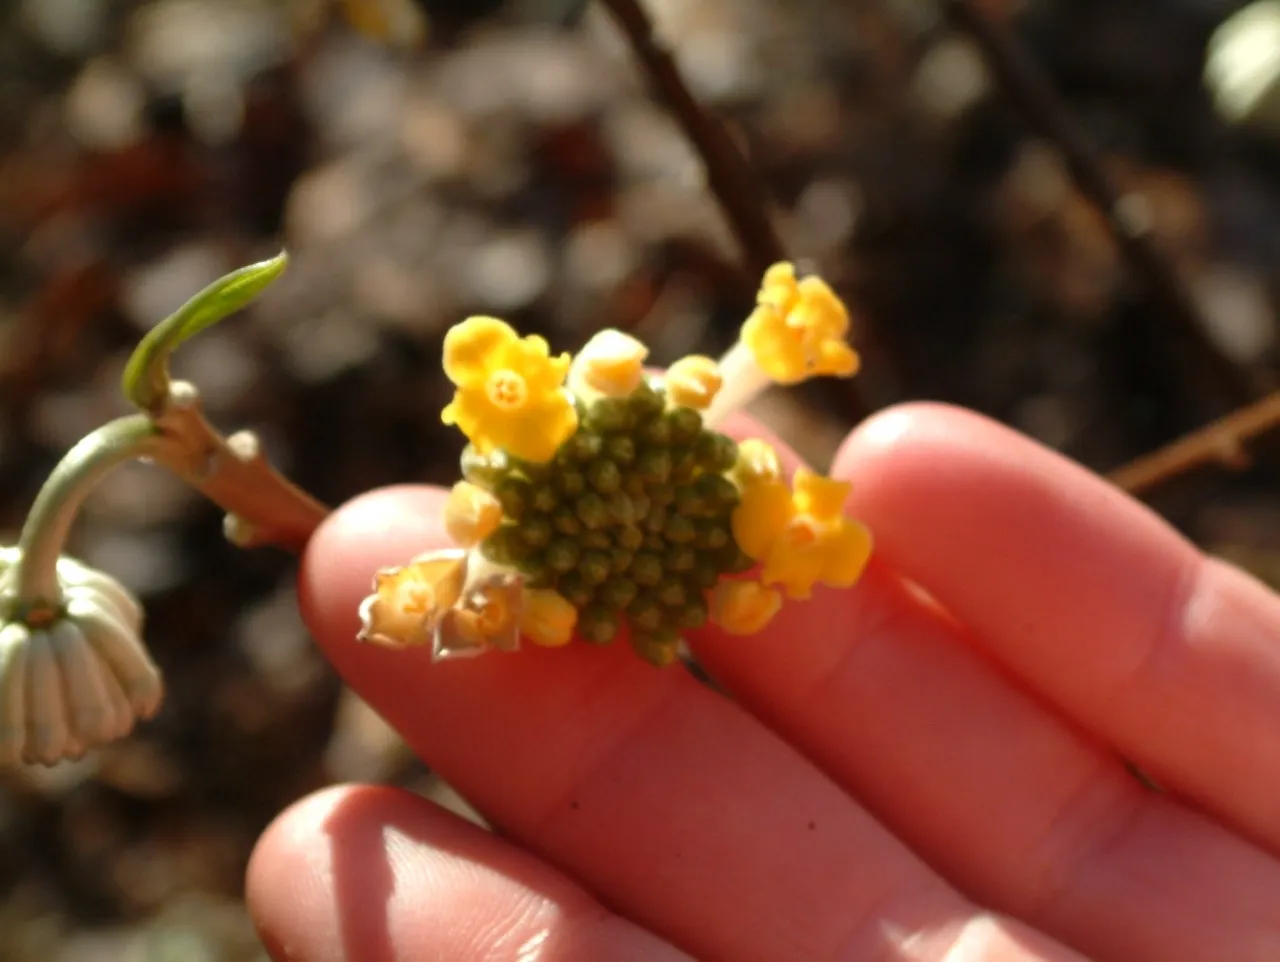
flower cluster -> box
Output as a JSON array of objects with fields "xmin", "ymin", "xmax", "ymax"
[{"xmin": 359, "ymin": 263, "xmax": 873, "ymax": 665}]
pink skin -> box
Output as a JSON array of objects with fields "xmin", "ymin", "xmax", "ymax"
[{"xmin": 246, "ymin": 403, "xmax": 1280, "ymax": 961}]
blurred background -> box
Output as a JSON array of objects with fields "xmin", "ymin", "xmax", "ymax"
[{"xmin": 2, "ymin": 0, "xmax": 1280, "ymax": 957}]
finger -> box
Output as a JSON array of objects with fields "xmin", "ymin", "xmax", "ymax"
[
  {"xmin": 297, "ymin": 486, "xmax": 1082, "ymax": 962},
  {"xmin": 247, "ymin": 784, "xmax": 693, "ymax": 961},
  {"xmin": 832, "ymin": 403, "xmax": 1280, "ymax": 852},
  {"xmin": 689, "ymin": 553, "xmax": 1280, "ymax": 962}
]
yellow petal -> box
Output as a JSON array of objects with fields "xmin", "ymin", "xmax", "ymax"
[
  {"xmin": 731, "ymin": 438, "xmax": 783, "ymax": 487},
  {"xmin": 731, "ymin": 478, "xmax": 793, "ymax": 560},
  {"xmin": 812, "ymin": 339, "xmax": 860, "ymax": 378},
  {"xmin": 740, "ymin": 305, "xmax": 808, "ymax": 384},
  {"xmin": 570, "ymin": 329, "xmax": 648, "ymax": 398},
  {"xmin": 709, "ymin": 580, "xmax": 783, "ymax": 635},
  {"xmin": 759, "ymin": 530, "xmax": 827, "ymax": 601},
  {"xmin": 443, "ymin": 316, "xmax": 517, "ymax": 387},
  {"xmin": 444, "ymin": 482, "xmax": 503, "ymax": 547},
  {"xmin": 358, "ymin": 551, "xmax": 468, "ymax": 648},
  {"xmin": 520, "ymin": 589, "xmax": 578, "ymax": 647},
  {"xmin": 819, "ymin": 518, "xmax": 873, "ymax": 589},
  {"xmin": 791, "ymin": 467, "xmax": 852, "ymax": 523},
  {"xmin": 666, "ymin": 355, "xmax": 722, "ymax": 410}
]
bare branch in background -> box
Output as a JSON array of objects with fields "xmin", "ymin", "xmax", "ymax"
[
  {"xmin": 1109, "ymin": 391, "xmax": 1280, "ymax": 495},
  {"xmin": 596, "ymin": 0, "xmax": 787, "ymax": 279},
  {"xmin": 943, "ymin": 0, "xmax": 1254, "ymax": 408}
]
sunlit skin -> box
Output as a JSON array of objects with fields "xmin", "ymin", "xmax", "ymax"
[{"xmin": 249, "ymin": 404, "xmax": 1280, "ymax": 961}]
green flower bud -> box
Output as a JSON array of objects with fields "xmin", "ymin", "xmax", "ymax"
[
  {"xmin": 648, "ymin": 482, "xmax": 676, "ymax": 507},
  {"xmin": 627, "ymin": 595, "xmax": 665, "ymax": 633},
  {"xmin": 693, "ymin": 520, "xmax": 729, "ymax": 552},
  {"xmin": 616, "ymin": 526, "xmax": 645, "ymax": 552},
  {"xmin": 641, "ymin": 417, "xmax": 672, "ymax": 447},
  {"xmin": 663, "ymin": 514, "xmax": 697, "ymax": 545},
  {"xmin": 581, "ymin": 529, "xmax": 612, "ymax": 551},
  {"xmin": 630, "ymin": 552, "xmax": 663, "ymax": 586},
  {"xmin": 631, "ymin": 629, "xmax": 680, "ymax": 666},
  {"xmin": 460, "ymin": 445, "xmax": 508, "ymax": 488},
  {"xmin": 694, "ymin": 473, "xmax": 740, "ymax": 511},
  {"xmin": 610, "ymin": 549, "xmax": 635, "ymax": 575},
  {"xmin": 587, "ymin": 459, "xmax": 622, "ymax": 494},
  {"xmin": 587, "ymin": 397, "xmax": 632, "ymax": 433},
  {"xmin": 629, "ymin": 380, "xmax": 666, "ymax": 421},
  {"xmin": 517, "ymin": 556, "xmax": 553, "ymax": 587},
  {"xmin": 664, "ymin": 544, "xmax": 696, "ymax": 573},
  {"xmin": 666, "ymin": 407, "xmax": 702, "ymax": 445},
  {"xmin": 635, "ymin": 448, "xmax": 672, "ymax": 484},
  {"xmin": 643, "ymin": 505, "xmax": 668, "ymax": 535},
  {"xmin": 520, "ymin": 515, "xmax": 553, "ymax": 549},
  {"xmin": 656, "ymin": 578, "xmax": 686, "ymax": 608},
  {"xmin": 672, "ymin": 596, "xmax": 708, "ymax": 630},
  {"xmin": 480, "ymin": 525, "xmax": 525, "ymax": 565},
  {"xmin": 673, "ymin": 485, "xmax": 703, "ymax": 518},
  {"xmin": 599, "ymin": 577, "xmax": 638, "ymax": 609},
  {"xmin": 579, "ymin": 606, "xmax": 619, "ymax": 645},
  {"xmin": 643, "ymin": 533, "xmax": 665, "ymax": 552},
  {"xmin": 546, "ymin": 539, "xmax": 581, "ymax": 573},
  {"xmin": 558, "ymin": 572, "xmax": 594, "ymax": 608},
  {"xmin": 695, "ymin": 431, "xmax": 739, "ymax": 473},
  {"xmin": 556, "ymin": 469, "xmax": 587, "ymax": 498},
  {"xmin": 670, "ymin": 449, "xmax": 699, "ymax": 483},
  {"xmin": 494, "ymin": 476, "xmax": 532, "ymax": 519},
  {"xmin": 605, "ymin": 435, "xmax": 636, "ymax": 465},
  {"xmin": 531, "ymin": 483, "xmax": 559, "ymax": 513},
  {"xmin": 623, "ymin": 473, "xmax": 648, "ymax": 497},
  {"xmin": 558, "ymin": 430, "xmax": 601, "ymax": 463},
  {"xmin": 606, "ymin": 490, "xmax": 637, "ymax": 526},
  {"xmin": 580, "ymin": 550, "xmax": 612, "ymax": 585},
  {"xmin": 552, "ymin": 507, "xmax": 582, "ymax": 536},
  {"xmin": 576, "ymin": 491, "xmax": 609, "ymax": 530}
]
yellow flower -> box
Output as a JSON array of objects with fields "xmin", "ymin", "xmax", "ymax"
[
  {"xmin": 666, "ymin": 355, "xmax": 722, "ymax": 410},
  {"xmin": 740, "ymin": 263, "xmax": 860, "ymax": 385},
  {"xmin": 444, "ymin": 482, "xmax": 502, "ymax": 547},
  {"xmin": 730, "ymin": 438, "xmax": 783, "ymax": 487},
  {"xmin": 569, "ymin": 329, "xmax": 648, "ymax": 398},
  {"xmin": 441, "ymin": 316, "xmax": 577, "ymax": 463},
  {"xmin": 519, "ymin": 589, "xmax": 578, "ymax": 647},
  {"xmin": 731, "ymin": 466, "xmax": 872, "ymax": 600},
  {"xmin": 358, "ymin": 551, "xmax": 468, "ymax": 648},
  {"xmin": 709, "ymin": 580, "xmax": 783, "ymax": 635}
]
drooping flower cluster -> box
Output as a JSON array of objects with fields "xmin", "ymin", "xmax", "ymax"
[{"xmin": 359, "ymin": 263, "xmax": 873, "ymax": 665}]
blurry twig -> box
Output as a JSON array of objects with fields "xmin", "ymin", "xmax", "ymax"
[
  {"xmin": 1109, "ymin": 391, "xmax": 1280, "ymax": 495},
  {"xmin": 596, "ymin": 0, "xmax": 786, "ymax": 278},
  {"xmin": 943, "ymin": 0, "xmax": 1252, "ymax": 407}
]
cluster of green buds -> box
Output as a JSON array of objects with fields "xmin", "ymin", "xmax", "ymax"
[{"xmin": 359, "ymin": 262, "xmax": 874, "ymax": 665}]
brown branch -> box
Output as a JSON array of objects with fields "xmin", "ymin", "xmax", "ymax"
[
  {"xmin": 597, "ymin": 0, "xmax": 787, "ymax": 278},
  {"xmin": 1108, "ymin": 391, "xmax": 1280, "ymax": 495},
  {"xmin": 152, "ymin": 381, "xmax": 328, "ymax": 552},
  {"xmin": 943, "ymin": 0, "xmax": 1252, "ymax": 407}
]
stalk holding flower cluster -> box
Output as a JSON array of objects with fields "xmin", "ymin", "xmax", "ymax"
[{"xmin": 360, "ymin": 262, "xmax": 874, "ymax": 665}]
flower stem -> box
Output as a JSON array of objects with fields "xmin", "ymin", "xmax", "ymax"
[
  {"xmin": 702, "ymin": 341, "xmax": 769, "ymax": 430},
  {"xmin": 15, "ymin": 415, "xmax": 161, "ymax": 616}
]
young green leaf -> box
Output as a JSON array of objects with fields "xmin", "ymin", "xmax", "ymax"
[{"xmin": 122, "ymin": 252, "xmax": 288, "ymax": 412}]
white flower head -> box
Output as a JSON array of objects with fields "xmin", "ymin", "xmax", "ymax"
[{"xmin": 0, "ymin": 551, "xmax": 162, "ymax": 767}]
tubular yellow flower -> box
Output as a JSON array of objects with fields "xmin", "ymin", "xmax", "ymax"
[
  {"xmin": 709, "ymin": 580, "xmax": 783, "ymax": 635},
  {"xmin": 568, "ymin": 329, "xmax": 648, "ymax": 399},
  {"xmin": 665, "ymin": 355, "xmax": 722, "ymax": 410},
  {"xmin": 358, "ymin": 551, "xmax": 468, "ymax": 648},
  {"xmin": 444, "ymin": 481, "xmax": 502, "ymax": 547},
  {"xmin": 730, "ymin": 438, "xmax": 783, "ymax": 487},
  {"xmin": 740, "ymin": 262, "xmax": 860, "ymax": 385},
  {"xmin": 441, "ymin": 316, "xmax": 577, "ymax": 463},
  {"xmin": 731, "ymin": 466, "xmax": 872, "ymax": 600},
  {"xmin": 519, "ymin": 589, "xmax": 578, "ymax": 647}
]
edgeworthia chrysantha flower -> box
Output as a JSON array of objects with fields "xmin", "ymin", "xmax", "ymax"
[
  {"xmin": 0, "ymin": 549, "xmax": 162, "ymax": 766},
  {"xmin": 358, "ymin": 262, "xmax": 874, "ymax": 666}
]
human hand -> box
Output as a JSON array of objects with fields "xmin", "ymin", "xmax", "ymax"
[{"xmin": 245, "ymin": 403, "xmax": 1280, "ymax": 961}]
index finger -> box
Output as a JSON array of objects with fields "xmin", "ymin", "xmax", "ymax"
[{"xmin": 834, "ymin": 402, "xmax": 1280, "ymax": 851}]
